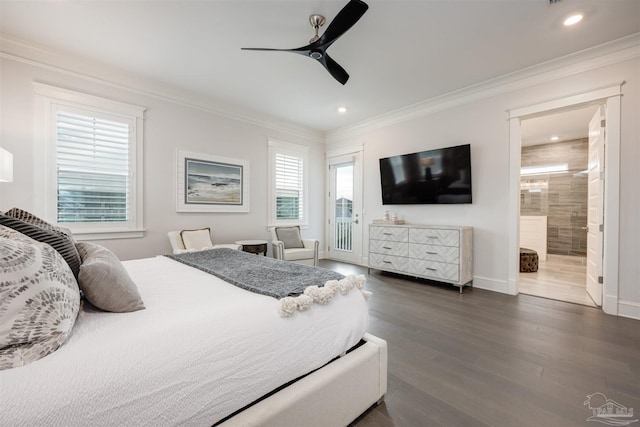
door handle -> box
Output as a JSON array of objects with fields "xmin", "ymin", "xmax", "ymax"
[
  {"xmin": 353, "ymin": 219, "xmax": 359, "ymax": 224},
  {"xmin": 582, "ymin": 226, "xmax": 589, "ymax": 231}
]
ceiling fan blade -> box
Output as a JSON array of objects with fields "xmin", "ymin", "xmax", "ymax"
[
  {"xmin": 242, "ymin": 47, "xmax": 295, "ymax": 52},
  {"xmin": 241, "ymin": 46, "xmax": 312, "ymax": 57},
  {"xmin": 317, "ymin": 0, "xmax": 368, "ymax": 48},
  {"xmin": 317, "ymin": 54, "xmax": 349, "ymax": 85}
]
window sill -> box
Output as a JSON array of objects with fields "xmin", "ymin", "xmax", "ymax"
[
  {"xmin": 267, "ymin": 224, "xmax": 309, "ymax": 231},
  {"xmin": 71, "ymin": 229, "xmax": 145, "ymax": 241}
]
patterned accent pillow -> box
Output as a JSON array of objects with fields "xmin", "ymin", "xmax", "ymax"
[
  {"xmin": 4, "ymin": 207, "xmax": 59, "ymax": 230},
  {"xmin": 0, "ymin": 211, "xmax": 81, "ymax": 278},
  {"xmin": 76, "ymin": 242, "xmax": 145, "ymax": 313},
  {"xmin": 0, "ymin": 225, "xmax": 80, "ymax": 370},
  {"xmin": 275, "ymin": 226, "xmax": 304, "ymax": 249}
]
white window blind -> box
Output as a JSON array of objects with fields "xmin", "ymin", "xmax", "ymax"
[
  {"xmin": 56, "ymin": 109, "xmax": 131, "ymax": 224},
  {"xmin": 268, "ymin": 140, "xmax": 309, "ymax": 227},
  {"xmin": 34, "ymin": 82, "xmax": 144, "ymax": 239},
  {"xmin": 275, "ymin": 153, "xmax": 304, "ymax": 221}
]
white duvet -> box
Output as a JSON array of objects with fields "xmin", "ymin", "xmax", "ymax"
[{"xmin": 0, "ymin": 256, "xmax": 369, "ymax": 427}]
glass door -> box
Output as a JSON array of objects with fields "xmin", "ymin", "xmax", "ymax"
[{"xmin": 328, "ymin": 153, "xmax": 362, "ymax": 264}]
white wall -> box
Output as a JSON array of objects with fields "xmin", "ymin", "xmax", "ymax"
[
  {"xmin": 1, "ymin": 35, "xmax": 638, "ymax": 318},
  {"xmin": 327, "ymin": 57, "xmax": 640, "ymax": 317},
  {"xmin": 0, "ymin": 56, "xmax": 326, "ymax": 261}
]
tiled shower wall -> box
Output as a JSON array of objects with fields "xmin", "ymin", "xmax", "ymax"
[{"xmin": 521, "ymin": 139, "xmax": 588, "ymax": 256}]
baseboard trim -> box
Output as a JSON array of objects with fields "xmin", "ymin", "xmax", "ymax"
[
  {"xmin": 472, "ymin": 276, "xmax": 511, "ymax": 294},
  {"xmin": 617, "ymin": 300, "xmax": 640, "ymax": 320},
  {"xmin": 603, "ymin": 294, "xmax": 619, "ymax": 316}
]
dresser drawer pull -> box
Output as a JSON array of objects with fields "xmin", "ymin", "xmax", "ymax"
[
  {"xmin": 427, "ymin": 236, "xmax": 437, "ymax": 239},
  {"xmin": 426, "ymin": 251, "xmax": 438, "ymax": 255},
  {"xmin": 383, "ymin": 232, "xmax": 392, "ymax": 236},
  {"xmin": 425, "ymin": 267, "xmax": 437, "ymax": 271},
  {"xmin": 383, "ymin": 260, "xmax": 392, "ymax": 264},
  {"xmin": 383, "ymin": 246, "xmax": 392, "ymax": 249}
]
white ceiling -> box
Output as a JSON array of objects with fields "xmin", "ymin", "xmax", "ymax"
[
  {"xmin": 521, "ymin": 104, "xmax": 599, "ymax": 146},
  {"xmin": 1, "ymin": 0, "xmax": 639, "ymax": 133}
]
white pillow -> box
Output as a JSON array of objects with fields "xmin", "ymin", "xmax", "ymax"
[{"xmin": 180, "ymin": 228, "xmax": 213, "ymax": 251}]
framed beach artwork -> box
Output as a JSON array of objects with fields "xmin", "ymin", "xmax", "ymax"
[{"xmin": 176, "ymin": 150, "xmax": 250, "ymax": 213}]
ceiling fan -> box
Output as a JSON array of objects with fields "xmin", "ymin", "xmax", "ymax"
[{"xmin": 241, "ymin": 0, "xmax": 369, "ymax": 85}]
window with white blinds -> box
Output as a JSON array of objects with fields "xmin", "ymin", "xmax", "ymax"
[
  {"xmin": 268, "ymin": 140, "xmax": 309, "ymax": 227},
  {"xmin": 275, "ymin": 153, "xmax": 304, "ymax": 221},
  {"xmin": 34, "ymin": 82, "xmax": 145, "ymax": 238},
  {"xmin": 56, "ymin": 109, "xmax": 131, "ymax": 224}
]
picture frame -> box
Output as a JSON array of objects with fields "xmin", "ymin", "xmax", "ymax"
[{"xmin": 176, "ymin": 150, "xmax": 250, "ymax": 213}]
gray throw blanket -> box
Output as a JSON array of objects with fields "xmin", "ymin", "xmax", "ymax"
[{"xmin": 166, "ymin": 248, "xmax": 344, "ymax": 299}]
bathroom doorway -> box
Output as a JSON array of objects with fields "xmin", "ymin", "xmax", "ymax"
[{"xmin": 518, "ymin": 104, "xmax": 600, "ymax": 307}]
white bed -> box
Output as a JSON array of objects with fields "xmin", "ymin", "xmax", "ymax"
[{"xmin": 0, "ymin": 256, "xmax": 387, "ymax": 426}]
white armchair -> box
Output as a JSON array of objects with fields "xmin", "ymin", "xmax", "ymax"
[
  {"xmin": 270, "ymin": 226, "xmax": 319, "ymax": 266},
  {"xmin": 168, "ymin": 228, "xmax": 240, "ymax": 254}
]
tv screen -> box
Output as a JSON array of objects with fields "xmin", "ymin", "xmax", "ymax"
[{"xmin": 379, "ymin": 144, "xmax": 472, "ymax": 204}]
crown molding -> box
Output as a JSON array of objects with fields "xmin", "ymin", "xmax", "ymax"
[
  {"xmin": 326, "ymin": 33, "xmax": 640, "ymax": 143},
  {"xmin": 3, "ymin": 31, "xmax": 638, "ymax": 146},
  {"xmin": 0, "ymin": 34, "xmax": 324, "ymax": 143}
]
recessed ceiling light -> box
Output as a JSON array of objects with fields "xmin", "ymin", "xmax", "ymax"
[
  {"xmin": 564, "ymin": 14, "xmax": 583, "ymax": 26},
  {"xmin": 337, "ymin": 107, "xmax": 347, "ymax": 113},
  {"xmin": 550, "ymin": 135, "xmax": 560, "ymax": 141}
]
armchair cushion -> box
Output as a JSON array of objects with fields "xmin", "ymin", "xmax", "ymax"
[
  {"xmin": 274, "ymin": 226, "xmax": 304, "ymax": 249},
  {"xmin": 212, "ymin": 243, "xmax": 242, "ymax": 250},
  {"xmin": 282, "ymin": 247, "xmax": 316, "ymax": 262},
  {"xmin": 180, "ymin": 228, "xmax": 213, "ymax": 251}
]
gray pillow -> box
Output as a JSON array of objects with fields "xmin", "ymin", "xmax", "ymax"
[
  {"xmin": 76, "ymin": 242, "xmax": 145, "ymax": 313},
  {"xmin": 0, "ymin": 210, "xmax": 81, "ymax": 279},
  {"xmin": 275, "ymin": 226, "xmax": 304, "ymax": 249},
  {"xmin": 0, "ymin": 225, "xmax": 80, "ymax": 370}
]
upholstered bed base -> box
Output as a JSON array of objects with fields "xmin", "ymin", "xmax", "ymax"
[{"xmin": 220, "ymin": 333, "xmax": 388, "ymax": 427}]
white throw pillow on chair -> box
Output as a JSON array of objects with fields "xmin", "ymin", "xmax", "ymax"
[{"xmin": 180, "ymin": 228, "xmax": 214, "ymax": 251}]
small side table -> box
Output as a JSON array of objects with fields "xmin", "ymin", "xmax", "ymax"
[{"xmin": 235, "ymin": 239, "xmax": 268, "ymax": 256}]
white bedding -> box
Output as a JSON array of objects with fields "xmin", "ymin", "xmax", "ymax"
[{"xmin": 0, "ymin": 256, "xmax": 369, "ymax": 427}]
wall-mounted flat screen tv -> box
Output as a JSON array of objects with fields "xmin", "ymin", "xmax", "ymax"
[{"xmin": 379, "ymin": 144, "xmax": 472, "ymax": 204}]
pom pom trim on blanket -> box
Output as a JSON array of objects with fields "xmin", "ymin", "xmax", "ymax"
[{"xmin": 278, "ymin": 274, "xmax": 369, "ymax": 317}]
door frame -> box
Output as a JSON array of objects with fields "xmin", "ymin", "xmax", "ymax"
[
  {"xmin": 326, "ymin": 145, "xmax": 364, "ymax": 264},
  {"xmin": 507, "ymin": 82, "xmax": 622, "ymax": 315}
]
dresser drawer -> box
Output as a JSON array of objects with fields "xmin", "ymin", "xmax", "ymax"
[
  {"xmin": 370, "ymin": 226, "xmax": 408, "ymax": 242},
  {"xmin": 369, "ymin": 253, "xmax": 409, "ymax": 272},
  {"xmin": 409, "ymin": 228, "xmax": 460, "ymax": 247},
  {"xmin": 408, "ymin": 259, "xmax": 460, "ymax": 282},
  {"xmin": 409, "ymin": 243, "xmax": 459, "ymax": 263},
  {"xmin": 370, "ymin": 239, "xmax": 408, "ymax": 257}
]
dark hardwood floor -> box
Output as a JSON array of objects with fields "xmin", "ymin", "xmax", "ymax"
[{"xmin": 319, "ymin": 260, "xmax": 640, "ymax": 427}]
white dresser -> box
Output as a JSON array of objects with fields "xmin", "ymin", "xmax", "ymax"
[{"xmin": 369, "ymin": 223, "xmax": 473, "ymax": 293}]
